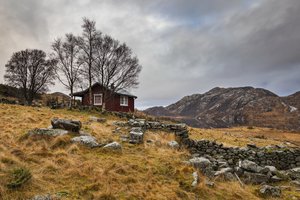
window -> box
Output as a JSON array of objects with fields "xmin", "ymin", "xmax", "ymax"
[
  {"xmin": 94, "ymin": 94, "xmax": 102, "ymax": 105},
  {"xmin": 120, "ymin": 96, "xmax": 128, "ymax": 106}
]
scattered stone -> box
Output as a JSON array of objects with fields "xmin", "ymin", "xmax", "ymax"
[
  {"xmin": 214, "ymin": 167, "xmax": 233, "ymax": 176},
  {"xmin": 103, "ymin": 142, "xmax": 122, "ymax": 151},
  {"xmin": 113, "ymin": 121, "xmax": 128, "ymax": 127},
  {"xmin": 205, "ymin": 179, "xmax": 215, "ymax": 187},
  {"xmin": 120, "ymin": 135, "xmax": 129, "ymax": 142},
  {"xmin": 51, "ymin": 118, "xmax": 81, "ymax": 132},
  {"xmin": 291, "ymin": 180, "xmax": 300, "ymax": 187},
  {"xmin": 28, "ymin": 128, "xmax": 68, "ymax": 137},
  {"xmin": 31, "ymin": 194, "xmax": 52, "ymax": 200},
  {"xmin": 112, "ymin": 127, "xmax": 121, "ymax": 134},
  {"xmin": 71, "ymin": 135, "xmax": 99, "ymax": 148},
  {"xmin": 189, "ymin": 157, "xmax": 213, "ymax": 175},
  {"xmin": 259, "ymin": 185, "xmax": 281, "ymax": 198},
  {"xmin": 128, "ymin": 119, "xmax": 146, "ymax": 127},
  {"xmin": 89, "ymin": 116, "xmax": 106, "ymax": 123},
  {"xmin": 247, "ymin": 143, "xmax": 258, "ymax": 149},
  {"xmin": 168, "ymin": 141, "xmax": 179, "ymax": 149},
  {"xmin": 288, "ymin": 167, "xmax": 300, "ymax": 180},
  {"xmin": 129, "ymin": 127, "xmax": 144, "ymax": 144},
  {"xmin": 146, "ymin": 139, "xmax": 155, "ymax": 143},
  {"xmin": 240, "ymin": 160, "xmax": 262, "ymax": 173},
  {"xmin": 243, "ymin": 171, "xmax": 269, "ymax": 184},
  {"xmin": 191, "ymin": 171, "xmax": 199, "ymax": 187}
]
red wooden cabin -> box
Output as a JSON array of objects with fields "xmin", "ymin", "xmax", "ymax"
[{"xmin": 73, "ymin": 83, "xmax": 137, "ymax": 112}]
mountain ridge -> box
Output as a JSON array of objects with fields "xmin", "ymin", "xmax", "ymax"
[{"xmin": 144, "ymin": 87, "xmax": 300, "ymax": 131}]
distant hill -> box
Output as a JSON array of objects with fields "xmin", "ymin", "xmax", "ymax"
[{"xmin": 144, "ymin": 87, "xmax": 300, "ymax": 131}]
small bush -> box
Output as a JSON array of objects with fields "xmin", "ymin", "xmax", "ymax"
[{"xmin": 6, "ymin": 167, "xmax": 32, "ymax": 189}]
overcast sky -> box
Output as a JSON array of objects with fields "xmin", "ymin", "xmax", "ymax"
[{"xmin": 1, "ymin": 0, "xmax": 300, "ymax": 109}]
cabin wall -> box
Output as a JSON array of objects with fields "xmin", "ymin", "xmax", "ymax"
[{"xmin": 81, "ymin": 84, "xmax": 135, "ymax": 112}]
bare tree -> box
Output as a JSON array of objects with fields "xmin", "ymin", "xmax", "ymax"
[
  {"xmin": 77, "ymin": 18, "xmax": 101, "ymax": 106},
  {"xmin": 4, "ymin": 49, "xmax": 56, "ymax": 105},
  {"xmin": 93, "ymin": 34, "xmax": 142, "ymax": 109},
  {"xmin": 52, "ymin": 33, "xmax": 82, "ymax": 107}
]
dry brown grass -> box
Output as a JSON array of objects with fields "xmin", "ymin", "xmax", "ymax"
[
  {"xmin": 0, "ymin": 104, "xmax": 299, "ymax": 199},
  {"xmin": 189, "ymin": 126, "xmax": 300, "ymax": 148}
]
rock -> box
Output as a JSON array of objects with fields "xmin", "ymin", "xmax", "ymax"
[
  {"xmin": 103, "ymin": 142, "xmax": 122, "ymax": 151},
  {"xmin": 247, "ymin": 143, "xmax": 258, "ymax": 149},
  {"xmin": 129, "ymin": 127, "xmax": 144, "ymax": 144},
  {"xmin": 189, "ymin": 157, "xmax": 213, "ymax": 175},
  {"xmin": 191, "ymin": 171, "xmax": 199, "ymax": 187},
  {"xmin": 51, "ymin": 118, "xmax": 81, "ymax": 132},
  {"xmin": 290, "ymin": 180, "xmax": 300, "ymax": 187},
  {"xmin": 112, "ymin": 127, "xmax": 121, "ymax": 134},
  {"xmin": 113, "ymin": 121, "xmax": 128, "ymax": 127},
  {"xmin": 205, "ymin": 179, "xmax": 215, "ymax": 187},
  {"xmin": 71, "ymin": 136, "xmax": 99, "ymax": 148},
  {"xmin": 243, "ymin": 171, "xmax": 269, "ymax": 184},
  {"xmin": 270, "ymin": 175, "xmax": 283, "ymax": 182},
  {"xmin": 89, "ymin": 116, "xmax": 106, "ymax": 123},
  {"xmin": 214, "ymin": 167, "xmax": 233, "ymax": 176},
  {"xmin": 128, "ymin": 119, "xmax": 146, "ymax": 127},
  {"xmin": 264, "ymin": 166, "xmax": 277, "ymax": 175},
  {"xmin": 167, "ymin": 123, "xmax": 187, "ymax": 131},
  {"xmin": 28, "ymin": 128, "xmax": 68, "ymax": 137},
  {"xmin": 240, "ymin": 160, "xmax": 262, "ymax": 173},
  {"xmin": 120, "ymin": 135, "xmax": 129, "ymax": 142},
  {"xmin": 168, "ymin": 141, "xmax": 179, "ymax": 149},
  {"xmin": 31, "ymin": 194, "xmax": 52, "ymax": 200},
  {"xmin": 259, "ymin": 185, "xmax": 281, "ymax": 197},
  {"xmin": 146, "ymin": 139, "xmax": 155, "ymax": 143},
  {"xmin": 288, "ymin": 167, "xmax": 300, "ymax": 180}
]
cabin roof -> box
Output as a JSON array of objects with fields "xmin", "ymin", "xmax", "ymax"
[{"xmin": 73, "ymin": 82, "xmax": 137, "ymax": 98}]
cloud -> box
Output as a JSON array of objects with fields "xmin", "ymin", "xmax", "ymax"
[{"xmin": 0, "ymin": 0, "xmax": 299, "ymax": 109}]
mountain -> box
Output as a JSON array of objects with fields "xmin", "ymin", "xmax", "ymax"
[{"xmin": 144, "ymin": 87, "xmax": 300, "ymax": 131}]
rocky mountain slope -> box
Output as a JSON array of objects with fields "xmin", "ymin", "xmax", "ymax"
[{"xmin": 144, "ymin": 87, "xmax": 300, "ymax": 130}]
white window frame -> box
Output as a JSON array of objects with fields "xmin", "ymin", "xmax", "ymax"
[
  {"xmin": 93, "ymin": 93, "xmax": 103, "ymax": 106},
  {"xmin": 120, "ymin": 96, "xmax": 128, "ymax": 106}
]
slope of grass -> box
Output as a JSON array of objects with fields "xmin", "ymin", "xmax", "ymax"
[{"xmin": 0, "ymin": 104, "xmax": 299, "ymax": 199}]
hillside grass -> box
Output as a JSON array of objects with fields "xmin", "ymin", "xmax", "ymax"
[{"xmin": 0, "ymin": 104, "xmax": 299, "ymax": 199}]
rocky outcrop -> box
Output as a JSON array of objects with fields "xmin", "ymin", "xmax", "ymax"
[{"xmin": 144, "ymin": 87, "xmax": 300, "ymax": 130}]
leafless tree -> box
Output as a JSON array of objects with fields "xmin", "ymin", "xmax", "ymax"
[
  {"xmin": 93, "ymin": 35, "xmax": 142, "ymax": 109},
  {"xmin": 4, "ymin": 49, "xmax": 56, "ymax": 105},
  {"xmin": 77, "ymin": 18, "xmax": 101, "ymax": 106},
  {"xmin": 52, "ymin": 33, "xmax": 82, "ymax": 107}
]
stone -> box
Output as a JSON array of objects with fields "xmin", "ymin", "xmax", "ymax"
[
  {"xmin": 120, "ymin": 135, "xmax": 129, "ymax": 142},
  {"xmin": 247, "ymin": 143, "xmax": 258, "ymax": 149},
  {"xmin": 28, "ymin": 128, "xmax": 68, "ymax": 137},
  {"xmin": 168, "ymin": 141, "xmax": 179, "ymax": 149},
  {"xmin": 205, "ymin": 179, "xmax": 215, "ymax": 187},
  {"xmin": 113, "ymin": 121, "xmax": 128, "ymax": 127},
  {"xmin": 191, "ymin": 171, "xmax": 199, "ymax": 187},
  {"xmin": 168, "ymin": 123, "xmax": 187, "ymax": 131},
  {"xmin": 270, "ymin": 176, "xmax": 283, "ymax": 182},
  {"xmin": 288, "ymin": 167, "xmax": 300, "ymax": 180},
  {"xmin": 259, "ymin": 185, "xmax": 281, "ymax": 197},
  {"xmin": 128, "ymin": 119, "xmax": 146, "ymax": 127},
  {"xmin": 214, "ymin": 167, "xmax": 233, "ymax": 176},
  {"xmin": 71, "ymin": 136, "xmax": 99, "ymax": 148},
  {"xmin": 189, "ymin": 157, "xmax": 213, "ymax": 175},
  {"xmin": 89, "ymin": 116, "xmax": 106, "ymax": 123},
  {"xmin": 240, "ymin": 160, "xmax": 262, "ymax": 173},
  {"xmin": 243, "ymin": 172, "xmax": 269, "ymax": 184},
  {"xmin": 129, "ymin": 127, "xmax": 144, "ymax": 144},
  {"xmin": 290, "ymin": 180, "xmax": 300, "ymax": 187},
  {"xmin": 51, "ymin": 118, "xmax": 81, "ymax": 132},
  {"xmin": 264, "ymin": 166, "xmax": 277, "ymax": 175},
  {"xmin": 31, "ymin": 194, "xmax": 52, "ymax": 200},
  {"xmin": 103, "ymin": 142, "xmax": 122, "ymax": 151}
]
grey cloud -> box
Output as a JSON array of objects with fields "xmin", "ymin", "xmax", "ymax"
[{"xmin": 0, "ymin": 0, "xmax": 299, "ymax": 109}]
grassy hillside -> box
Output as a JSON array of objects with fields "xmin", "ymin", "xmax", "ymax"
[{"xmin": 0, "ymin": 104, "xmax": 299, "ymax": 199}]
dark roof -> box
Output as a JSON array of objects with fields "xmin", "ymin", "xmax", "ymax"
[{"xmin": 73, "ymin": 82, "xmax": 137, "ymax": 98}]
